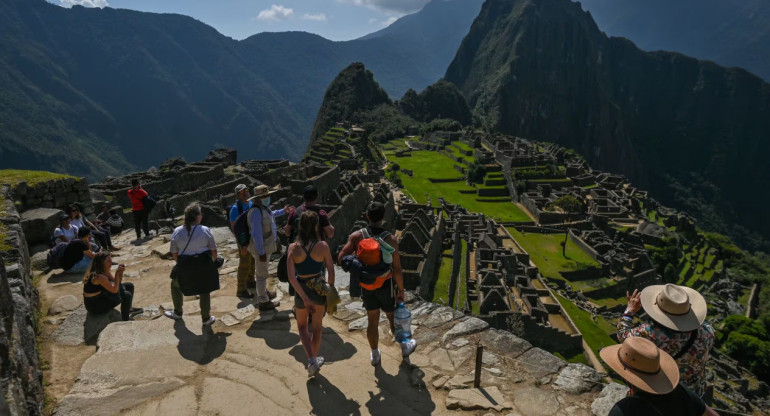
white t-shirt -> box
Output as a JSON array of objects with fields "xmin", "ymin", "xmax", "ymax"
[
  {"xmin": 53, "ymin": 225, "xmax": 79, "ymax": 244},
  {"xmin": 70, "ymin": 218, "xmax": 86, "ymax": 229},
  {"xmin": 170, "ymin": 224, "xmax": 217, "ymax": 255}
]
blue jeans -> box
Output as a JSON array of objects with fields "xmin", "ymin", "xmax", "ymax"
[{"xmin": 66, "ymin": 256, "xmax": 92, "ymax": 274}]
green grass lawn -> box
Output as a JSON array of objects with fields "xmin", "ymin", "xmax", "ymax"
[
  {"xmin": 389, "ymin": 150, "xmax": 530, "ymax": 221},
  {"xmin": 433, "ymin": 255, "xmax": 453, "ymax": 305},
  {"xmin": 455, "ymin": 240, "xmax": 468, "ymax": 310},
  {"xmin": 554, "ymin": 292, "xmax": 617, "ymax": 358},
  {"xmin": 0, "ymin": 170, "xmax": 76, "ymax": 186},
  {"xmin": 506, "ymin": 227, "xmax": 600, "ymax": 282}
]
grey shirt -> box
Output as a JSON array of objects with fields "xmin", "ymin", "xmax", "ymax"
[{"xmin": 170, "ymin": 224, "xmax": 217, "ymax": 255}]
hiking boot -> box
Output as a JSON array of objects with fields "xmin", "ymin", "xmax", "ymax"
[
  {"xmin": 401, "ymin": 339, "xmax": 417, "ymax": 357},
  {"xmin": 370, "ymin": 349, "xmax": 381, "ymax": 366},
  {"xmin": 203, "ymin": 316, "xmax": 216, "ymax": 326},
  {"xmin": 258, "ymin": 300, "xmax": 280, "ymax": 311},
  {"xmin": 164, "ymin": 310, "xmax": 182, "ymax": 320},
  {"xmin": 129, "ymin": 307, "xmax": 144, "ymax": 318},
  {"xmin": 236, "ymin": 290, "xmax": 254, "ymax": 299}
]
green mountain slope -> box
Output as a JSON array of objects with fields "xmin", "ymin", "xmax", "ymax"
[
  {"xmin": 0, "ymin": 0, "xmax": 483, "ymax": 179},
  {"xmin": 578, "ymin": 0, "xmax": 770, "ymax": 82},
  {"xmin": 445, "ymin": 0, "xmax": 770, "ymax": 251}
]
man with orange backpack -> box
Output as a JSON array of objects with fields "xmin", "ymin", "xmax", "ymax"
[{"xmin": 338, "ymin": 202, "xmax": 416, "ymax": 365}]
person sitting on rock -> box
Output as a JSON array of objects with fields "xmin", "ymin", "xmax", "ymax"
[
  {"xmin": 53, "ymin": 213, "xmax": 78, "ymax": 245},
  {"xmin": 67, "ymin": 204, "xmax": 118, "ymax": 251},
  {"xmin": 164, "ymin": 203, "xmax": 218, "ymax": 326},
  {"xmin": 601, "ymin": 337, "xmax": 719, "ymax": 416},
  {"xmin": 287, "ymin": 211, "xmax": 335, "ymax": 377},
  {"xmin": 97, "ymin": 206, "xmax": 125, "ymax": 235},
  {"xmin": 61, "ymin": 227, "xmax": 98, "ymax": 274},
  {"xmin": 82, "ymin": 251, "xmax": 142, "ymax": 321},
  {"xmin": 618, "ymin": 284, "xmax": 715, "ymax": 397}
]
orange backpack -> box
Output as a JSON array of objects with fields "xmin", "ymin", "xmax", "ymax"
[{"xmin": 357, "ymin": 228, "xmax": 382, "ymax": 266}]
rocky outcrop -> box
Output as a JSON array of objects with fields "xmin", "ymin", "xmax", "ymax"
[
  {"xmin": 0, "ymin": 190, "xmax": 43, "ymax": 416},
  {"xmin": 445, "ymin": 0, "xmax": 770, "ymax": 251}
]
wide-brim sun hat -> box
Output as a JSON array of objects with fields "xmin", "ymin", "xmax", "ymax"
[
  {"xmin": 247, "ymin": 184, "xmax": 280, "ymax": 201},
  {"xmin": 640, "ymin": 284, "xmax": 707, "ymax": 332},
  {"xmin": 600, "ymin": 336, "xmax": 680, "ymax": 395}
]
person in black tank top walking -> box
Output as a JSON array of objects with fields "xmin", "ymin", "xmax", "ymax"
[{"xmin": 287, "ymin": 211, "xmax": 335, "ymax": 377}]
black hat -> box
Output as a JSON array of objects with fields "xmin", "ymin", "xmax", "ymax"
[
  {"xmin": 303, "ymin": 184, "xmax": 318, "ymax": 201},
  {"xmin": 59, "ymin": 214, "xmax": 70, "ymax": 222},
  {"xmin": 367, "ymin": 202, "xmax": 385, "ymax": 223}
]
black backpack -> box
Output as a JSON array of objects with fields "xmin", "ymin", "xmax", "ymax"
[
  {"xmin": 232, "ymin": 206, "xmax": 255, "ymax": 247},
  {"xmin": 46, "ymin": 243, "xmax": 68, "ymax": 269}
]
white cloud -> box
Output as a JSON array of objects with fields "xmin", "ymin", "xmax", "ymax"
[
  {"xmin": 368, "ymin": 17, "xmax": 379, "ymax": 24},
  {"xmin": 382, "ymin": 16, "xmax": 398, "ymax": 26},
  {"xmin": 337, "ymin": 0, "xmax": 429, "ymax": 14},
  {"xmin": 302, "ymin": 13, "xmax": 327, "ymax": 21},
  {"xmin": 256, "ymin": 4, "xmax": 294, "ymax": 21},
  {"xmin": 59, "ymin": 0, "xmax": 109, "ymax": 8}
]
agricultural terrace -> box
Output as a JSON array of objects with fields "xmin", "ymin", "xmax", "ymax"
[
  {"xmin": 553, "ymin": 292, "xmax": 617, "ymax": 358},
  {"xmin": 382, "ymin": 141, "xmax": 530, "ymax": 222}
]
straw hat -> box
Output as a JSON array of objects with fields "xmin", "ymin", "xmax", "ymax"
[
  {"xmin": 640, "ymin": 284, "xmax": 707, "ymax": 332},
  {"xmin": 600, "ymin": 337, "xmax": 680, "ymax": 395},
  {"xmin": 248, "ymin": 184, "xmax": 280, "ymax": 201}
]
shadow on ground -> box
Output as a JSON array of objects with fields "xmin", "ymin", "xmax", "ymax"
[
  {"xmin": 288, "ymin": 327, "xmax": 357, "ymax": 365},
  {"xmin": 246, "ymin": 310, "xmax": 299, "ymax": 350},
  {"xmin": 47, "ymin": 271, "xmax": 84, "ymax": 284},
  {"xmin": 307, "ymin": 374, "xmax": 362, "ymax": 416},
  {"xmin": 366, "ymin": 362, "xmax": 435, "ymax": 416},
  {"xmin": 174, "ymin": 320, "xmax": 230, "ymax": 365}
]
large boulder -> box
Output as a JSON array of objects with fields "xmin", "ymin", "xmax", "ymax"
[
  {"xmin": 52, "ymin": 306, "xmax": 122, "ymax": 346},
  {"xmin": 480, "ymin": 328, "xmax": 532, "ymax": 358},
  {"xmin": 200, "ymin": 205, "xmax": 230, "ymax": 228},
  {"xmin": 553, "ymin": 363, "xmax": 602, "ymax": 394},
  {"xmin": 20, "ymin": 208, "xmax": 64, "ymax": 245},
  {"xmin": 591, "ymin": 383, "xmax": 629, "ymax": 416}
]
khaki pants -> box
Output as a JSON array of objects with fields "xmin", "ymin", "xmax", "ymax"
[
  {"xmin": 236, "ymin": 249, "xmax": 256, "ymax": 292},
  {"xmin": 248, "ymin": 246, "xmax": 273, "ymax": 303}
]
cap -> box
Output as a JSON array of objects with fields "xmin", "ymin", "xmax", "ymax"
[
  {"xmin": 367, "ymin": 201, "xmax": 385, "ymax": 223},
  {"xmin": 234, "ymin": 183, "xmax": 248, "ymax": 194}
]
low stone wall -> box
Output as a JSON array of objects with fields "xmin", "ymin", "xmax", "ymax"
[
  {"xmin": 9, "ymin": 177, "xmax": 92, "ymax": 215},
  {"xmin": 568, "ymin": 230, "xmax": 602, "ymax": 262},
  {"xmin": 0, "ymin": 190, "xmax": 44, "ymax": 416},
  {"xmin": 327, "ymin": 184, "xmax": 371, "ymax": 253},
  {"xmin": 477, "ymin": 187, "xmax": 509, "ymax": 197},
  {"xmin": 417, "ymin": 215, "xmax": 446, "ymax": 300}
]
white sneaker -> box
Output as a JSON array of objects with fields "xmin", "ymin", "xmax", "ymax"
[
  {"xmin": 370, "ymin": 349, "xmax": 381, "ymax": 366},
  {"xmin": 316, "ymin": 356, "xmax": 325, "ymax": 370},
  {"xmin": 401, "ymin": 339, "xmax": 417, "ymax": 357},
  {"xmin": 203, "ymin": 316, "xmax": 216, "ymax": 326},
  {"xmin": 307, "ymin": 359, "xmax": 321, "ymax": 377},
  {"xmin": 164, "ymin": 310, "xmax": 182, "ymax": 320}
]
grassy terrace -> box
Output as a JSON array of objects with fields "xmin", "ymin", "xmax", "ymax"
[
  {"xmin": 385, "ymin": 146, "xmax": 530, "ymax": 222},
  {"xmin": 506, "ymin": 227, "xmax": 599, "ymax": 282},
  {"xmin": 554, "ymin": 292, "xmax": 617, "ymax": 358},
  {"xmin": 0, "ymin": 169, "xmax": 77, "ymax": 186},
  {"xmin": 434, "ymin": 254, "xmax": 453, "ymax": 305}
]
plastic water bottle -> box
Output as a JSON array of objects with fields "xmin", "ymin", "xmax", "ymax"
[{"xmin": 394, "ymin": 302, "xmax": 412, "ymax": 343}]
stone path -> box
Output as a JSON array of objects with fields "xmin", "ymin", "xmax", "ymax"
[{"xmin": 37, "ymin": 228, "xmax": 607, "ymax": 415}]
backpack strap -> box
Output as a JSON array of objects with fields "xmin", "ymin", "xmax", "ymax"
[
  {"xmin": 673, "ymin": 330, "xmax": 698, "ymax": 360},
  {"xmin": 360, "ymin": 228, "xmax": 370, "ymax": 239}
]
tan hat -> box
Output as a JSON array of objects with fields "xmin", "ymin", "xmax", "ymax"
[
  {"xmin": 248, "ymin": 184, "xmax": 280, "ymax": 201},
  {"xmin": 234, "ymin": 183, "xmax": 248, "ymax": 195},
  {"xmin": 600, "ymin": 337, "xmax": 680, "ymax": 395},
  {"xmin": 640, "ymin": 284, "xmax": 707, "ymax": 332}
]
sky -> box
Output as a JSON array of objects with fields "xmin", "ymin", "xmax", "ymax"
[{"xmin": 50, "ymin": 0, "xmax": 433, "ymax": 41}]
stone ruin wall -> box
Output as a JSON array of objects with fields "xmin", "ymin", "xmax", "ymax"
[{"xmin": 0, "ymin": 189, "xmax": 44, "ymax": 416}]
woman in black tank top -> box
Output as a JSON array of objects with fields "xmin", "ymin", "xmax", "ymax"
[
  {"xmin": 287, "ymin": 211, "xmax": 335, "ymax": 377},
  {"xmin": 82, "ymin": 252, "xmax": 139, "ymax": 321}
]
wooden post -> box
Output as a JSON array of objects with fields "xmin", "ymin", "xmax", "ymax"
[{"xmin": 474, "ymin": 344, "xmax": 484, "ymax": 388}]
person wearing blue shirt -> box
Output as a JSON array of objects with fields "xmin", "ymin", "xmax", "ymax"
[
  {"xmin": 246, "ymin": 185, "xmax": 294, "ymax": 311},
  {"xmin": 229, "ymin": 184, "xmax": 257, "ymax": 298}
]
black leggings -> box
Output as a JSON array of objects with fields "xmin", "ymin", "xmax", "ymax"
[
  {"xmin": 132, "ymin": 209, "xmax": 149, "ymax": 238},
  {"xmin": 83, "ymin": 282, "xmax": 134, "ymax": 321},
  {"xmin": 90, "ymin": 227, "xmax": 112, "ymax": 250}
]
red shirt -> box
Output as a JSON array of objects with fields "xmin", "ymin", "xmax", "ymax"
[{"xmin": 128, "ymin": 188, "xmax": 148, "ymax": 211}]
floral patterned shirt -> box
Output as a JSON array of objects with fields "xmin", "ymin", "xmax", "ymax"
[{"xmin": 617, "ymin": 317, "xmax": 715, "ymax": 396}]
